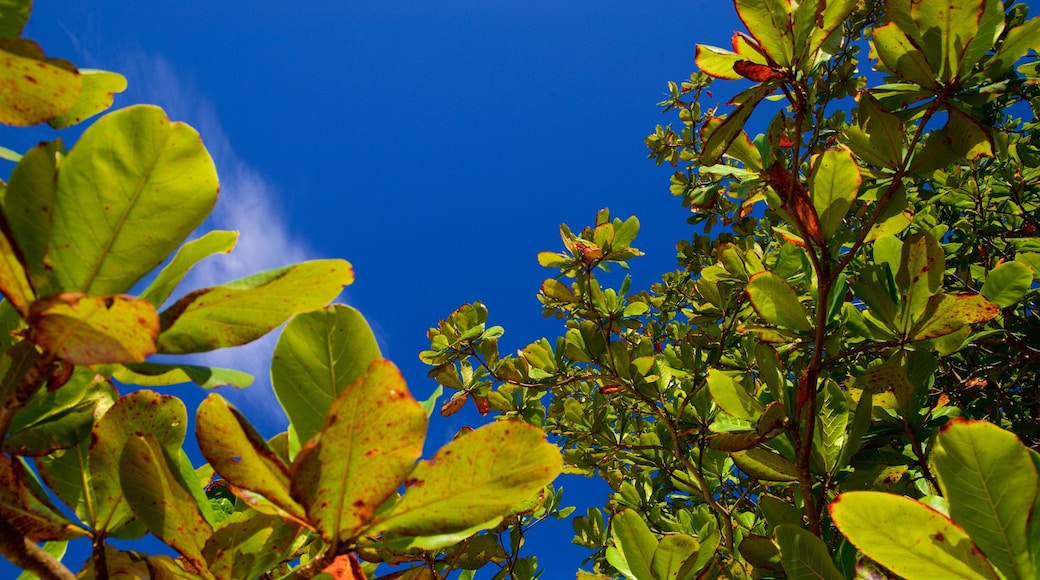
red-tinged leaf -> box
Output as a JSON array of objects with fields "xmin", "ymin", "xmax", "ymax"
[
  {"xmin": 28, "ymin": 293, "xmax": 159, "ymax": 364},
  {"xmin": 120, "ymin": 433, "xmax": 213, "ymax": 573},
  {"xmin": 196, "ymin": 395, "xmax": 307, "ymax": 524},
  {"xmin": 871, "ymin": 23, "xmax": 937, "ymax": 87},
  {"xmin": 0, "ymin": 456, "xmax": 88, "ymax": 541},
  {"xmin": 695, "ymin": 45, "xmax": 744, "ymax": 80},
  {"xmin": 734, "ymin": 0, "xmax": 795, "ymax": 67},
  {"xmin": 202, "ymin": 510, "xmax": 304, "ymax": 580},
  {"xmin": 440, "ymin": 393, "xmax": 468, "ymax": 416},
  {"xmin": 765, "ymin": 163, "xmax": 824, "ymax": 246},
  {"xmin": 322, "ymin": 553, "xmax": 367, "ymax": 580},
  {"xmin": 733, "ymin": 60, "xmax": 784, "ymax": 82},
  {"xmin": 472, "ymin": 394, "xmax": 491, "ymax": 416},
  {"xmin": 290, "ymin": 359, "xmax": 427, "ymax": 542},
  {"xmin": 895, "ymin": 231, "xmax": 945, "ymax": 332},
  {"xmin": 700, "ymin": 83, "xmax": 774, "ymax": 166},
  {"xmin": 908, "ymin": 293, "xmax": 999, "ymax": 341}
]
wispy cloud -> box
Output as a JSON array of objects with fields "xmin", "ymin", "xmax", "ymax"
[{"xmin": 116, "ymin": 53, "xmax": 314, "ymax": 434}]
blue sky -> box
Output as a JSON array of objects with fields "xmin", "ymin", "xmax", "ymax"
[{"xmin": 0, "ymin": 0, "xmax": 957, "ymax": 577}]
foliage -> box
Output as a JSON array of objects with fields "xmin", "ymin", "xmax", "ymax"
[
  {"xmin": 424, "ymin": 0, "xmax": 1040, "ymax": 577},
  {"xmin": 0, "ymin": 2, "xmax": 562, "ymax": 579}
]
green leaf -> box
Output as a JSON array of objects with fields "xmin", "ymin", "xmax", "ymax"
[
  {"xmin": 156, "ymin": 259, "xmax": 353, "ymax": 354},
  {"xmin": 271, "ymin": 304, "xmax": 381, "ymax": 445},
  {"xmin": 731, "ymin": 447, "xmax": 799, "ymax": 482},
  {"xmin": 4, "ymin": 372, "xmax": 115, "ymax": 457},
  {"xmin": 290, "ymin": 359, "xmax": 427, "ymax": 542},
  {"xmin": 88, "ymin": 390, "xmax": 187, "ymax": 535},
  {"xmin": 895, "ymin": 231, "xmax": 944, "ymax": 332},
  {"xmin": 202, "ymin": 503, "xmax": 303, "ymax": 579},
  {"xmin": 706, "ymin": 368, "xmax": 763, "ymax": 421},
  {"xmin": 50, "ymin": 105, "xmax": 218, "ymax": 295},
  {"xmin": 0, "ymin": 0, "xmax": 32, "ymax": 39},
  {"xmin": 830, "ymin": 491, "xmax": 1000, "ymax": 579},
  {"xmin": 775, "ymin": 524, "xmax": 843, "ymax": 580},
  {"xmin": 652, "ymin": 534, "xmax": 700, "ymax": 580},
  {"xmin": 120, "ymin": 433, "xmax": 214, "ymax": 574},
  {"xmin": 794, "ymin": 0, "xmax": 859, "ymax": 64},
  {"xmin": 14, "ymin": 541, "xmax": 67, "ymax": 580},
  {"xmin": 4, "ymin": 139, "xmax": 61, "ymax": 297},
  {"xmin": 850, "ymin": 354, "xmax": 912, "ymax": 409},
  {"xmin": 734, "ymin": 0, "xmax": 794, "ymax": 67},
  {"xmin": 0, "ymin": 38, "xmax": 81, "ymax": 126},
  {"xmin": 0, "ymin": 456, "xmax": 88, "ymax": 541},
  {"xmin": 813, "ymin": 380, "xmax": 849, "ymax": 476},
  {"xmin": 611, "ymin": 509, "xmax": 658, "ymax": 580},
  {"xmin": 981, "ymin": 260, "xmax": 1032, "ymax": 308},
  {"xmin": 871, "ymin": 22, "xmax": 937, "ymax": 87},
  {"xmin": 911, "ymin": 0, "xmax": 986, "ymax": 82},
  {"xmin": 933, "ymin": 420, "xmax": 1037, "ymax": 580},
  {"xmin": 197, "ymin": 395, "xmax": 307, "ymax": 523},
  {"xmin": 985, "ymin": 17, "xmax": 1040, "ymax": 76},
  {"xmin": 700, "ymin": 83, "xmax": 773, "ymax": 166},
  {"xmin": 106, "ymin": 362, "xmax": 253, "ymax": 389},
  {"xmin": 908, "ymin": 293, "xmax": 999, "ymax": 341},
  {"xmin": 843, "ymin": 93, "xmax": 905, "ymax": 169},
  {"xmin": 695, "ymin": 45, "xmax": 744, "ymax": 80},
  {"xmin": 0, "ymin": 220, "xmax": 34, "ymax": 318},
  {"xmin": 376, "ymin": 421, "xmax": 562, "ymax": 537},
  {"xmin": 809, "ymin": 149, "xmax": 860, "ymax": 239},
  {"xmin": 47, "ymin": 69, "xmax": 127, "ymax": 129},
  {"xmin": 27, "ymin": 293, "xmax": 159, "ymax": 364},
  {"xmin": 140, "ymin": 230, "xmax": 239, "ymax": 308},
  {"xmin": 746, "ymin": 271, "xmax": 812, "ymax": 332}
]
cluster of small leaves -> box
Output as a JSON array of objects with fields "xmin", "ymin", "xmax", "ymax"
[
  {"xmin": 425, "ymin": 0, "xmax": 1040, "ymax": 578},
  {"xmin": 0, "ymin": 3, "xmax": 563, "ymax": 579}
]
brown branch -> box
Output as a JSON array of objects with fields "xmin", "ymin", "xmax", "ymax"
[{"xmin": 0, "ymin": 516, "xmax": 75, "ymax": 580}]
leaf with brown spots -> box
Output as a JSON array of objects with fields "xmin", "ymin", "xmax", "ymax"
[
  {"xmin": 196, "ymin": 394, "xmax": 307, "ymax": 524},
  {"xmin": 157, "ymin": 259, "xmax": 354, "ymax": 355},
  {"xmin": 908, "ymin": 293, "xmax": 999, "ymax": 342},
  {"xmin": 119, "ymin": 433, "xmax": 214, "ymax": 575},
  {"xmin": 0, "ymin": 38, "xmax": 81, "ymax": 126},
  {"xmin": 321, "ymin": 553, "xmax": 367, "ymax": 580},
  {"xmin": 201, "ymin": 509, "xmax": 303, "ymax": 580},
  {"xmin": 375, "ymin": 421, "xmax": 562, "ymax": 537},
  {"xmin": 895, "ymin": 231, "xmax": 945, "ymax": 333},
  {"xmin": 290, "ymin": 359, "xmax": 427, "ymax": 543},
  {"xmin": 732, "ymin": 60, "xmax": 784, "ymax": 82},
  {"xmin": 0, "ymin": 455, "xmax": 88, "ymax": 541},
  {"xmin": 830, "ymin": 491, "xmax": 999, "ymax": 579},
  {"xmin": 27, "ymin": 292, "xmax": 159, "ymax": 364}
]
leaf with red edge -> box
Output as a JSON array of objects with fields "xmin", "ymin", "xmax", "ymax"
[
  {"xmin": 700, "ymin": 83, "xmax": 774, "ymax": 166},
  {"xmin": 908, "ymin": 293, "xmax": 999, "ymax": 341},
  {"xmin": 695, "ymin": 45, "xmax": 744, "ymax": 80},
  {"xmin": 322, "ymin": 553, "xmax": 368, "ymax": 579},
  {"xmin": 28, "ymin": 293, "xmax": 159, "ymax": 364},
  {"xmin": 735, "ymin": 0, "xmax": 795, "ymax": 67}
]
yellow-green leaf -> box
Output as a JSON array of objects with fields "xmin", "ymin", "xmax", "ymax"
[
  {"xmin": 376, "ymin": 421, "xmax": 562, "ymax": 537},
  {"xmin": 695, "ymin": 45, "xmax": 744, "ymax": 80},
  {"xmin": 290, "ymin": 359, "xmax": 427, "ymax": 542},
  {"xmin": 140, "ymin": 230, "xmax": 239, "ymax": 308},
  {"xmin": 0, "ymin": 456, "xmax": 88, "ymax": 542},
  {"xmin": 157, "ymin": 259, "xmax": 353, "ymax": 354},
  {"xmin": 775, "ymin": 524, "xmax": 843, "ymax": 580},
  {"xmin": 830, "ymin": 491, "xmax": 999, "ymax": 580},
  {"xmin": 731, "ymin": 447, "xmax": 799, "ymax": 482},
  {"xmin": 47, "ymin": 69, "xmax": 126, "ymax": 129},
  {"xmin": 809, "ymin": 149, "xmax": 861, "ymax": 238},
  {"xmin": 747, "ymin": 271, "xmax": 812, "ymax": 332},
  {"xmin": 27, "ymin": 293, "xmax": 159, "ymax": 364},
  {"xmin": 4, "ymin": 139, "xmax": 62, "ymax": 298},
  {"xmin": 908, "ymin": 293, "xmax": 999, "ymax": 341},
  {"xmin": 981, "ymin": 261, "xmax": 1032, "ymax": 308},
  {"xmin": 0, "ymin": 38, "xmax": 80, "ymax": 126},
  {"xmin": 735, "ymin": 0, "xmax": 794, "ymax": 67},
  {"xmin": 707, "ymin": 368, "xmax": 763, "ymax": 422},
  {"xmin": 896, "ymin": 231, "xmax": 945, "ymax": 332}
]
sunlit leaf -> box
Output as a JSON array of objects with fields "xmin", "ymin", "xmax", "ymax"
[
  {"xmin": 49, "ymin": 105, "xmax": 218, "ymax": 295},
  {"xmin": 611, "ymin": 509, "xmax": 657, "ymax": 580},
  {"xmin": 843, "ymin": 93, "xmax": 905, "ymax": 169},
  {"xmin": 120, "ymin": 433, "xmax": 214, "ymax": 574},
  {"xmin": 271, "ymin": 304, "xmax": 381, "ymax": 446},
  {"xmin": 4, "ymin": 372, "xmax": 115, "ymax": 457},
  {"xmin": 47, "ymin": 69, "xmax": 126, "ymax": 129},
  {"xmin": 734, "ymin": 0, "xmax": 794, "ymax": 67},
  {"xmin": 27, "ymin": 293, "xmax": 158, "ymax": 364},
  {"xmin": 652, "ymin": 534, "xmax": 700, "ymax": 580},
  {"xmin": 910, "ymin": 0, "xmax": 986, "ymax": 82},
  {"xmin": 850, "ymin": 354, "xmax": 912, "ymax": 408},
  {"xmin": 291, "ymin": 359, "xmax": 427, "ymax": 541},
  {"xmin": 895, "ymin": 231, "xmax": 944, "ymax": 332},
  {"xmin": 157, "ymin": 259, "xmax": 353, "ymax": 354},
  {"xmin": 0, "ymin": 38, "xmax": 80, "ymax": 126},
  {"xmin": 197, "ymin": 395, "xmax": 307, "ymax": 523},
  {"xmin": 105, "ymin": 361, "xmax": 253, "ymax": 390},
  {"xmin": 700, "ymin": 83, "xmax": 774, "ymax": 166},
  {"xmin": 4, "ymin": 139, "xmax": 61, "ymax": 298},
  {"xmin": 830, "ymin": 491, "xmax": 999, "ymax": 579},
  {"xmin": 707, "ymin": 368, "xmax": 763, "ymax": 421},
  {"xmin": 376, "ymin": 421, "xmax": 562, "ymax": 536},
  {"xmin": 140, "ymin": 230, "xmax": 239, "ymax": 308},
  {"xmin": 933, "ymin": 420, "xmax": 1037, "ymax": 580},
  {"xmin": 202, "ymin": 509, "xmax": 303, "ymax": 579},
  {"xmin": 809, "ymin": 148, "xmax": 860, "ymax": 238},
  {"xmin": 0, "ymin": 220, "xmax": 33, "ymax": 318},
  {"xmin": 794, "ymin": 0, "xmax": 859, "ymax": 65},
  {"xmin": 695, "ymin": 45, "xmax": 744, "ymax": 80},
  {"xmin": 981, "ymin": 260, "xmax": 1032, "ymax": 308},
  {"xmin": 746, "ymin": 271, "xmax": 812, "ymax": 332},
  {"xmin": 907, "ymin": 293, "xmax": 999, "ymax": 341}
]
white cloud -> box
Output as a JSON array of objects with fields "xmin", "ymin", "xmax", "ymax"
[{"xmin": 116, "ymin": 53, "xmax": 314, "ymax": 434}]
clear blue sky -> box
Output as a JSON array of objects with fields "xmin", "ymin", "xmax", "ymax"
[{"xmin": 13, "ymin": 1, "xmax": 1033, "ymax": 577}]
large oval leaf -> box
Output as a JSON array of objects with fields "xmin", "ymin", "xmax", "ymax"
[
  {"xmin": 774, "ymin": 524, "xmax": 843, "ymax": 580},
  {"xmin": 933, "ymin": 420, "xmax": 1038, "ymax": 580},
  {"xmin": 271, "ymin": 304, "xmax": 381, "ymax": 446},
  {"xmin": 156, "ymin": 259, "xmax": 353, "ymax": 354},
  {"xmin": 747, "ymin": 271, "xmax": 812, "ymax": 332},
  {"xmin": 49, "ymin": 105, "xmax": 218, "ymax": 295},
  {"xmin": 290, "ymin": 359, "xmax": 427, "ymax": 542},
  {"xmin": 27, "ymin": 293, "xmax": 159, "ymax": 364},
  {"xmin": 0, "ymin": 38, "xmax": 80, "ymax": 126},
  {"xmin": 375, "ymin": 421, "xmax": 562, "ymax": 537},
  {"xmin": 830, "ymin": 491, "xmax": 999, "ymax": 580}
]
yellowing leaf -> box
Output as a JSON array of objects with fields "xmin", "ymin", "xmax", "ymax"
[
  {"xmin": 746, "ymin": 271, "xmax": 812, "ymax": 332},
  {"xmin": 830, "ymin": 491, "xmax": 999, "ymax": 580},
  {"xmin": 695, "ymin": 45, "xmax": 744, "ymax": 80},
  {"xmin": 850, "ymin": 355, "xmax": 912, "ymax": 409},
  {"xmin": 27, "ymin": 293, "xmax": 159, "ymax": 364},
  {"xmin": 0, "ymin": 38, "xmax": 81, "ymax": 126},
  {"xmin": 0, "ymin": 456, "xmax": 88, "ymax": 542},
  {"xmin": 157, "ymin": 259, "xmax": 353, "ymax": 354},
  {"xmin": 0, "ymin": 220, "xmax": 34, "ymax": 317},
  {"xmin": 196, "ymin": 395, "xmax": 306, "ymax": 524},
  {"xmin": 809, "ymin": 149, "xmax": 861, "ymax": 238},
  {"xmin": 734, "ymin": 0, "xmax": 794, "ymax": 67},
  {"xmin": 895, "ymin": 231, "xmax": 945, "ymax": 333},
  {"xmin": 908, "ymin": 293, "xmax": 999, "ymax": 341},
  {"xmin": 376, "ymin": 421, "xmax": 562, "ymax": 537},
  {"xmin": 290, "ymin": 359, "xmax": 427, "ymax": 542}
]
